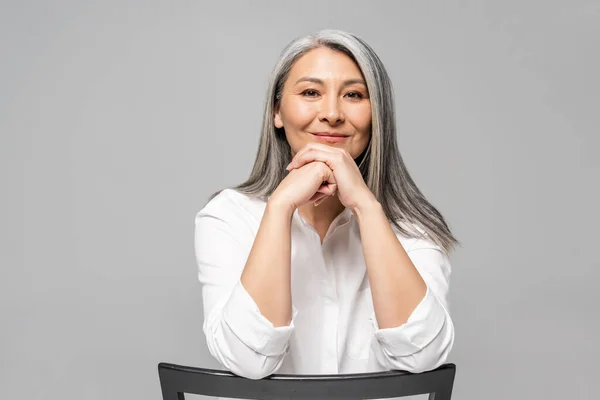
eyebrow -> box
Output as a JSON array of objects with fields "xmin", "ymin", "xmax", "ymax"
[{"xmin": 294, "ymin": 77, "xmax": 366, "ymax": 86}]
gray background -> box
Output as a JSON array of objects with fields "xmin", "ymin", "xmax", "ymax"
[{"xmin": 1, "ymin": 1, "xmax": 598, "ymax": 399}]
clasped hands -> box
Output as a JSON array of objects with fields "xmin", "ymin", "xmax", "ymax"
[{"xmin": 286, "ymin": 143, "xmax": 377, "ymax": 210}]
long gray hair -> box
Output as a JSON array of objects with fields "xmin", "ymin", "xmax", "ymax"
[{"xmin": 209, "ymin": 29, "xmax": 460, "ymax": 255}]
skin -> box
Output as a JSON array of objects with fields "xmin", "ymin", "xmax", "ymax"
[
  {"xmin": 240, "ymin": 47, "xmax": 427, "ymax": 331},
  {"xmin": 274, "ymin": 47, "xmax": 372, "ymax": 238}
]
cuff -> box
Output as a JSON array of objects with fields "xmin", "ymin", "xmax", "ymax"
[
  {"xmin": 373, "ymin": 285, "xmax": 446, "ymax": 357},
  {"xmin": 223, "ymin": 280, "xmax": 298, "ymax": 356}
]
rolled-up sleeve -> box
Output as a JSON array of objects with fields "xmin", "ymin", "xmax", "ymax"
[
  {"xmin": 195, "ymin": 202, "xmax": 296, "ymax": 379},
  {"xmin": 222, "ymin": 280, "xmax": 298, "ymax": 356},
  {"xmin": 371, "ymin": 241, "xmax": 455, "ymax": 373}
]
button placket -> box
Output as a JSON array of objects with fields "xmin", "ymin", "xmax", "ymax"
[
  {"xmin": 322, "ymin": 285, "xmax": 339, "ymax": 374},
  {"xmin": 294, "ymin": 208, "xmax": 353, "ymax": 247}
]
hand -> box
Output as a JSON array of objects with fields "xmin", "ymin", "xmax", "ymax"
[
  {"xmin": 270, "ymin": 160, "xmax": 338, "ymax": 211},
  {"xmin": 286, "ymin": 143, "xmax": 376, "ymax": 211}
]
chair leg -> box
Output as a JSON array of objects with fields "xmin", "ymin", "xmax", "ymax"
[
  {"xmin": 160, "ymin": 388, "xmax": 185, "ymax": 400},
  {"xmin": 428, "ymin": 384, "xmax": 453, "ymax": 400}
]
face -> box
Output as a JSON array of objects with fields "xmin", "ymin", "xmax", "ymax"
[{"xmin": 274, "ymin": 47, "xmax": 372, "ymax": 159}]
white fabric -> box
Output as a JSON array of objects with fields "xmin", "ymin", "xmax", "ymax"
[{"xmin": 195, "ymin": 188, "xmax": 454, "ymax": 381}]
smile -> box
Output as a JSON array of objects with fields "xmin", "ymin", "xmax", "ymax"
[{"xmin": 310, "ymin": 132, "xmax": 350, "ymax": 143}]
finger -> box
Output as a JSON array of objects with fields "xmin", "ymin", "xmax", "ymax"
[
  {"xmin": 314, "ymin": 196, "xmax": 328, "ymax": 207},
  {"xmin": 290, "ymin": 149, "xmax": 342, "ymax": 171},
  {"xmin": 309, "ymin": 192, "xmax": 328, "ymax": 203},
  {"xmin": 287, "ymin": 146, "xmax": 338, "ymax": 170},
  {"xmin": 316, "ymin": 182, "xmax": 337, "ymax": 196},
  {"xmin": 297, "ymin": 143, "xmax": 341, "ymax": 159},
  {"xmin": 315, "ymin": 164, "xmax": 337, "ymax": 195},
  {"xmin": 288, "ymin": 147, "xmax": 336, "ymax": 170},
  {"xmin": 289, "ymin": 144, "xmax": 319, "ymax": 166}
]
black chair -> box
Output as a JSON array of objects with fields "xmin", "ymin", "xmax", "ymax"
[{"xmin": 158, "ymin": 362, "xmax": 456, "ymax": 399}]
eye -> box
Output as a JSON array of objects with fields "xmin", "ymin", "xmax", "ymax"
[
  {"xmin": 301, "ymin": 89, "xmax": 320, "ymax": 97},
  {"xmin": 345, "ymin": 91, "xmax": 364, "ymax": 99}
]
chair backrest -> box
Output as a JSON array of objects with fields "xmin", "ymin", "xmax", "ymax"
[{"xmin": 158, "ymin": 362, "xmax": 456, "ymax": 399}]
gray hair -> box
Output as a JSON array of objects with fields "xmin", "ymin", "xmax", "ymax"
[{"xmin": 209, "ymin": 29, "xmax": 460, "ymax": 255}]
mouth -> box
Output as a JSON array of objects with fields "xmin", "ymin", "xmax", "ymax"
[{"xmin": 310, "ymin": 132, "xmax": 350, "ymax": 143}]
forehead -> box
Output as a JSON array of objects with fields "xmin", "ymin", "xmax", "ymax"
[{"xmin": 288, "ymin": 47, "xmax": 364, "ymax": 80}]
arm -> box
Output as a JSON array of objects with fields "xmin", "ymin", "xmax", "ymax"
[
  {"xmin": 240, "ymin": 199, "xmax": 296, "ymax": 327},
  {"xmin": 195, "ymin": 195, "xmax": 297, "ymax": 379},
  {"xmin": 353, "ymin": 197, "xmax": 454, "ymax": 373}
]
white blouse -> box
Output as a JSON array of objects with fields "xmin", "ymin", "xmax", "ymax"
[{"xmin": 194, "ymin": 188, "xmax": 454, "ymax": 380}]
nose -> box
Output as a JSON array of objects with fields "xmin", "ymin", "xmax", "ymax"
[{"xmin": 318, "ymin": 96, "xmax": 344, "ymax": 125}]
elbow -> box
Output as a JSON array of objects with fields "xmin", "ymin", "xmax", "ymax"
[
  {"xmin": 409, "ymin": 317, "xmax": 455, "ymax": 373},
  {"xmin": 226, "ymin": 356, "xmax": 285, "ymax": 380},
  {"xmin": 209, "ymin": 341, "xmax": 287, "ymax": 380},
  {"xmin": 204, "ymin": 320, "xmax": 288, "ymax": 379},
  {"xmin": 380, "ymin": 316, "xmax": 455, "ymax": 373},
  {"xmin": 403, "ymin": 339, "xmax": 453, "ymax": 374}
]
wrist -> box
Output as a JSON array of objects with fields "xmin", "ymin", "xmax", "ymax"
[
  {"xmin": 351, "ymin": 193, "xmax": 381, "ymax": 220},
  {"xmin": 266, "ymin": 196, "xmax": 296, "ymax": 217}
]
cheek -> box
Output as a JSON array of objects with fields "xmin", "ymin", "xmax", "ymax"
[
  {"xmin": 348, "ymin": 105, "xmax": 372, "ymax": 155},
  {"xmin": 281, "ymin": 99, "xmax": 315, "ymax": 128},
  {"xmin": 350, "ymin": 105, "xmax": 372, "ymax": 133}
]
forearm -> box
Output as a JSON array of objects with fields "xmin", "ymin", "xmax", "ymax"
[
  {"xmin": 240, "ymin": 199, "xmax": 295, "ymax": 327},
  {"xmin": 353, "ymin": 198, "xmax": 427, "ymax": 329}
]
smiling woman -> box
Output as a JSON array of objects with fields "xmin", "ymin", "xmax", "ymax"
[
  {"xmin": 194, "ymin": 29, "xmax": 460, "ymax": 381},
  {"xmin": 274, "ymin": 47, "xmax": 372, "ymax": 158}
]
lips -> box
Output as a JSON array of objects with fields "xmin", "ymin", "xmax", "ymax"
[
  {"xmin": 311, "ymin": 132, "xmax": 350, "ymax": 137},
  {"xmin": 310, "ymin": 132, "xmax": 350, "ymax": 143}
]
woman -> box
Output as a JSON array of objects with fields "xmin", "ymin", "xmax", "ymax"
[{"xmin": 195, "ymin": 29, "xmax": 459, "ymax": 380}]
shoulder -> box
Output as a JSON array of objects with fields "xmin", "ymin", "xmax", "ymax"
[
  {"xmin": 390, "ymin": 219, "xmax": 443, "ymax": 253},
  {"xmin": 195, "ymin": 188, "xmax": 267, "ymax": 228}
]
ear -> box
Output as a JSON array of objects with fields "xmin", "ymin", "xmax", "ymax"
[{"xmin": 274, "ymin": 109, "xmax": 284, "ymax": 129}]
